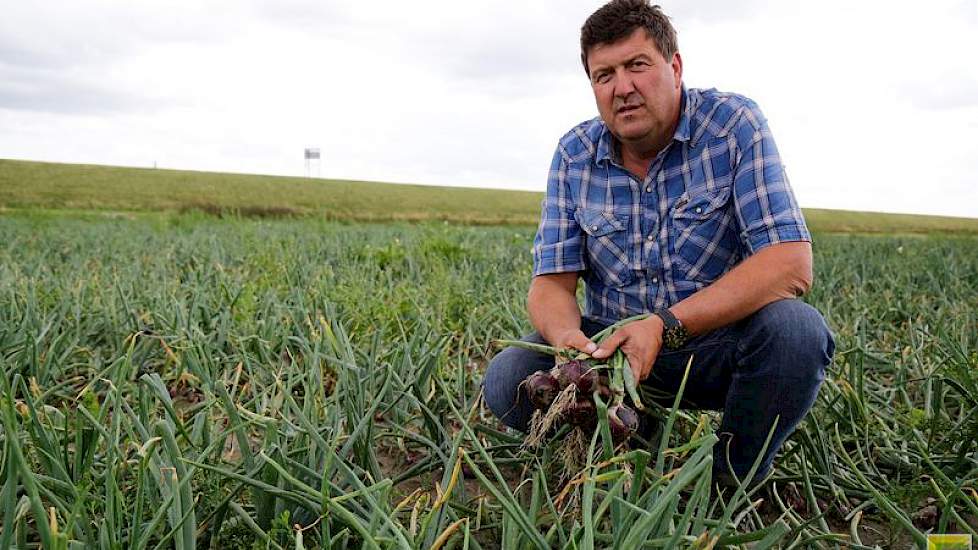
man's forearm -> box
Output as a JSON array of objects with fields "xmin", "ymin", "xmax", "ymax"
[
  {"xmin": 669, "ymin": 241, "xmax": 813, "ymax": 336},
  {"xmin": 527, "ymin": 272, "xmax": 583, "ymax": 346}
]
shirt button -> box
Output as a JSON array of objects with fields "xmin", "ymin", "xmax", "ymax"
[
  {"xmin": 651, "ymin": 277, "xmax": 659, "ymax": 284},
  {"xmin": 646, "ymin": 234, "xmax": 654, "ymax": 241},
  {"xmin": 645, "ymin": 186, "xmax": 651, "ymax": 193},
  {"xmin": 694, "ymin": 206, "xmax": 703, "ymax": 214},
  {"xmin": 592, "ymin": 225, "xmax": 598, "ymax": 231}
]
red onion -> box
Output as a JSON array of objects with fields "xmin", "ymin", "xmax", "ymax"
[
  {"xmin": 550, "ymin": 360, "xmax": 584, "ymax": 388},
  {"xmin": 551, "ymin": 359, "xmax": 601, "ymax": 394},
  {"xmin": 608, "ymin": 403, "xmax": 639, "ymax": 442},
  {"xmin": 525, "ymin": 370, "xmax": 560, "ymax": 409},
  {"xmin": 576, "ymin": 366, "xmax": 598, "ymax": 393},
  {"xmin": 562, "ymin": 399, "xmax": 597, "ymax": 429}
]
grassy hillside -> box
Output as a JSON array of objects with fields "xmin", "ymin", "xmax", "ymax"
[
  {"xmin": 0, "ymin": 159, "xmax": 541, "ymax": 224},
  {"xmin": 2, "ymin": 158, "xmax": 977, "ymax": 233}
]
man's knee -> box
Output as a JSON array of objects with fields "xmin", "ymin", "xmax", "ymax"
[
  {"xmin": 482, "ymin": 339, "xmax": 551, "ymax": 430},
  {"xmin": 482, "ymin": 350, "xmax": 520, "ymax": 421},
  {"xmin": 742, "ymin": 299, "xmax": 835, "ymax": 378}
]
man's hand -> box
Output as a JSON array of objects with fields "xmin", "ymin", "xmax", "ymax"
[
  {"xmin": 551, "ymin": 328, "xmax": 598, "ymax": 359},
  {"xmin": 591, "ymin": 316, "xmax": 664, "ymax": 381}
]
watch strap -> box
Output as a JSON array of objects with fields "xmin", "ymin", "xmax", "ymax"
[
  {"xmin": 654, "ymin": 307, "xmax": 688, "ymax": 349},
  {"xmin": 653, "ymin": 307, "xmax": 680, "ymax": 330}
]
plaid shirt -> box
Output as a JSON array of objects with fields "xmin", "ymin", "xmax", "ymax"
[{"xmin": 532, "ymin": 86, "xmax": 811, "ymax": 325}]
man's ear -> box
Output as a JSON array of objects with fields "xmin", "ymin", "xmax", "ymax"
[{"xmin": 671, "ymin": 52, "xmax": 683, "ymax": 88}]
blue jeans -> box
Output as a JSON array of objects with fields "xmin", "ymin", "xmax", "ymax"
[{"xmin": 482, "ymin": 299, "xmax": 835, "ymax": 480}]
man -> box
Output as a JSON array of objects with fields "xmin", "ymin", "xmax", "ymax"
[{"xmin": 483, "ymin": 0, "xmax": 835, "ymax": 484}]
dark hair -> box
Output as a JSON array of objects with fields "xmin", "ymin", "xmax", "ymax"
[{"xmin": 580, "ymin": 0, "xmax": 678, "ymax": 76}]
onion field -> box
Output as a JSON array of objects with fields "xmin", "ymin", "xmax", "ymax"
[{"xmin": 1, "ymin": 212, "xmax": 977, "ymax": 549}]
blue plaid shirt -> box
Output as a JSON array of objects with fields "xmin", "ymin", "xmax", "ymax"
[{"xmin": 532, "ymin": 87, "xmax": 811, "ymax": 325}]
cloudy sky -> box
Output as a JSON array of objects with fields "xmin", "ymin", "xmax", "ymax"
[{"xmin": 1, "ymin": 0, "xmax": 977, "ymax": 217}]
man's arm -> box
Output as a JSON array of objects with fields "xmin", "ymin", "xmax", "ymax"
[
  {"xmin": 671, "ymin": 240, "xmax": 812, "ymax": 336},
  {"xmin": 592, "ymin": 241, "xmax": 812, "ymax": 379},
  {"xmin": 528, "ymin": 272, "xmax": 598, "ymax": 356}
]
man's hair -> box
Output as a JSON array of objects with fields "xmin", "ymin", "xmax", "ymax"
[{"xmin": 580, "ymin": 0, "xmax": 678, "ymax": 76}]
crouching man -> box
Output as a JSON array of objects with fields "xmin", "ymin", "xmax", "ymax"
[{"xmin": 483, "ymin": 0, "xmax": 835, "ymax": 485}]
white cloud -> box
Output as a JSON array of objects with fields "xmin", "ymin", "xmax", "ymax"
[{"xmin": 1, "ymin": 0, "xmax": 976, "ymax": 217}]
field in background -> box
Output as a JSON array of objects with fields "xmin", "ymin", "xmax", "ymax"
[
  {"xmin": 1, "ymin": 213, "xmax": 977, "ymax": 548},
  {"xmin": 0, "ymin": 159, "xmax": 541, "ymax": 225},
  {"xmin": 3, "ymin": 158, "xmax": 978, "ymax": 233},
  {"xmin": 2, "ymin": 160, "xmax": 977, "ymax": 547}
]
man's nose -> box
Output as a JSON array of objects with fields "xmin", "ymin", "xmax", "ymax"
[{"xmin": 614, "ymin": 69, "xmax": 636, "ymax": 97}]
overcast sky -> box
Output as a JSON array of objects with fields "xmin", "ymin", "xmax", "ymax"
[{"xmin": 2, "ymin": 0, "xmax": 977, "ymax": 217}]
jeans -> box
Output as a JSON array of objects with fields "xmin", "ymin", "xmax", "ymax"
[{"xmin": 482, "ymin": 299, "xmax": 835, "ymax": 480}]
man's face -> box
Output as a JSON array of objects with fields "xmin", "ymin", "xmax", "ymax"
[{"xmin": 586, "ymin": 28, "xmax": 683, "ymax": 151}]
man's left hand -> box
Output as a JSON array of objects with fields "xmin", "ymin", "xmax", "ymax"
[{"xmin": 590, "ymin": 316, "xmax": 664, "ymax": 382}]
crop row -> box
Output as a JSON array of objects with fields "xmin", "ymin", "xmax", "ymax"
[{"xmin": 0, "ymin": 215, "xmax": 975, "ymax": 548}]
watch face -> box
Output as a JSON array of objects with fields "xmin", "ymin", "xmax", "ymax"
[
  {"xmin": 665, "ymin": 326, "xmax": 688, "ymax": 349},
  {"xmin": 655, "ymin": 309, "xmax": 687, "ymax": 349}
]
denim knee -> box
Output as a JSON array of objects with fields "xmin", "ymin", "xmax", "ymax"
[
  {"xmin": 482, "ymin": 345, "xmax": 547, "ymax": 432},
  {"xmin": 482, "ymin": 351, "xmax": 517, "ymax": 422},
  {"xmin": 741, "ymin": 299, "xmax": 835, "ymax": 380}
]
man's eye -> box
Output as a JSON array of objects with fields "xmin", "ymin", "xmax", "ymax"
[
  {"xmin": 594, "ymin": 73, "xmax": 610, "ymax": 84},
  {"xmin": 629, "ymin": 61, "xmax": 649, "ymax": 69}
]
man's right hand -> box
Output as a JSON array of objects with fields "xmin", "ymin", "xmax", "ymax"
[
  {"xmin": 551, "ymin": 328, "xmax": 598, "ymax": 358},
  {"xmin": 528, "ymin": 272, "xmax": 592, "ymax": 358}
]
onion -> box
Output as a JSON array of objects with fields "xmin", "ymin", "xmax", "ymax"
[
  {"xmin": 562, "ymin": 399, "xmax": 597, "ymax": 429},
  {"xmin": 551, "ymin": 359, "xmax": 601, "ymax": 394},
  {"xmin": 608, "ymin": 403, "xmax": 639, "ymax": 442},
  {"xmin": 576, "ymin": 366, "xmax": 598, "ymax": 393},
  {"xmin": 525, "ymin": 370, "xmax": 560, "ymax": 409},
  {"xmin": 550, "ymin": 360, "xmax": 584, "ymax": 388}
]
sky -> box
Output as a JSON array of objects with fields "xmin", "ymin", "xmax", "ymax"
[{"xmin": 1, "ymin": 0, "xmax": 977, "ymax": 218}]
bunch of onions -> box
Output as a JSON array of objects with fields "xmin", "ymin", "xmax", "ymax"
[
  {"xmin": 524, "ymin": 359, "xmax": 604, "ymax": 428},
  {"xmin": 496, "ymin": 317, "xmax": 649, "ymax": 445}
]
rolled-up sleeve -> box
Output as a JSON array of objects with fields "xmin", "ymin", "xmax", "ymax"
[
  {"xmin": 731, "ymin": 102, "xmax": 811, "ymax": 254},
  {"xmin": 532, "ymin": 146, "xmax": 585, "ymax": 276}
]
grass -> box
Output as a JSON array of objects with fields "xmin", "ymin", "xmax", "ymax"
[
  {"xmin": 0, "ymin": 159, "xmax": 542, "ymax": 225},
  {"xmin": 3, "ymin": 158, "xmax": 978, "ymax": 233},
  {"xmin": 1, "ymin": 211, "xmax": 976, "ymax": 548}
]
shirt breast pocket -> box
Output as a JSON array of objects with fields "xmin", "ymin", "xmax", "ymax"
[
  {"xmin": 575, "ymin": 208, "xmax": 634, "ymax": 287},
  {"xmin": 670, "ymin": 183, "xmax": 736, "ymax": 281}
]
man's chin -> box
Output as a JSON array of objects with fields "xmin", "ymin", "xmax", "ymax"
[{"xmin": 610, "ymin": 125, "xmax": 654, "ymax": 144}]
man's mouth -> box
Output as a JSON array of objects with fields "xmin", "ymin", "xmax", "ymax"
[{"xmin": 617, "ymin": 104, "xmax": 641, "ymax": 115}]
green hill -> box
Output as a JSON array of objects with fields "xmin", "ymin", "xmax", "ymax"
[{"xmin": 2, "ymin": 158, "xmax": 976, "ymax": 233}]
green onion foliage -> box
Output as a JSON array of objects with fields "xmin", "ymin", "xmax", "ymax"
[{"xmin": 0, "ymin": 213, "xmax": 975, "ymax": 548}]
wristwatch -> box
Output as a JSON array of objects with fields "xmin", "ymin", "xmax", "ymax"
[{"xmin": 654, "ymin": 308, "xmax": 688, "ymax": 349}]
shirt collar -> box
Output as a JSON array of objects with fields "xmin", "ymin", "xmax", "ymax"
[{"xmin": 595, "ymin": 84, "xmax": 692, "ymax": 166}]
